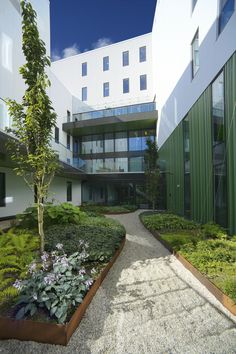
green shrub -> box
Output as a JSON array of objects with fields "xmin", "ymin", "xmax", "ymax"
[
  {"xmin": 0, "ymin": 229, "xmax": 39, "ymax": 308},
  {"xmin": 201, "ymin": 222, "xmax": 227, "ymax": 240},
  {"xmin": 17, "ymin": 203, "xmax": 86, "ymax": 229},
  {"xmin": 80, "ymin": 204, "xmax": 137, "ymax": 215},
  {"xmin": 45, "ymin": 217, "xmax": 125, "ymax": 262},
  {"xmin": 140, "ymin": 212, "xmax": 199, "ymax": 232},
  {"xmin": 161, "ymin": 231, "xmax": 204, "ymax": 251}
]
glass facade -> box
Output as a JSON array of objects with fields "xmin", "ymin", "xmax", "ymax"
[
  {"xmin": 82, "ymin": 87, "xmax": 87, "ymax": 101},
  {"xmin": 139, "ymin": 46, "xmax": 146, "ymax": 62},
  {"xmin": 192, "ymin": 30, "xmax": 199, "ymax": 77},
  {"xmin": 82, "ymin": 62, "xmax": 87, "ymax": 76},
  {"xmin": 103, "ymin": 56, "xmax": 109, "ymax": 71},
  {"xmin": 129, "ymin": 157, "xmax": 144, "ymax": 172},
  {"xmin": 122, "ymin": 51, "xmax": 129, "ymax": 66},
  {"xmin": 115, "ymin": 132, "xmax": 128, "ymax": 152},
  {"xmin": 103, "ymin": 82, "xmax": 109, "ymax": 97},
  {"xmin": 212, "ymin": 71, "xmax": 227, "ymax": 227},
  {"xmin": 123, "ymin": 78, "xmax": 129, "ymax": 93},
  {"xmin": 140, "ymin": 74, "xmax": 147, "ymax": 90},
  {"xmin": 219, "ymin": 0, "xmax": 234, "ymax": 34}
]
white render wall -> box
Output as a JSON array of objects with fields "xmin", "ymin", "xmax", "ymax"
[
  {"xmin": 0, "ymin": 166, "xmax": 81, "ymax": 218},
  {"xmin": 153, "ymin": 0, "xmax": 236, "ymax": 147},
  {"xmin": 51, "ymin": 33, "xmax": 154, "ymax": 111}
]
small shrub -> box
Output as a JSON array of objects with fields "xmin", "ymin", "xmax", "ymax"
[
  {"xmin": 17, "ymin": 203, "xmax": 86, "ymax": 229},
  {"xmin": 201, "ymin": 222, "xmax": 227, "ymax": 240},
  {"xmin": 80, "ymin": 204, "xmax": 137, "ymax": 215}
]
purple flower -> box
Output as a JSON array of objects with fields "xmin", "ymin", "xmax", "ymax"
[
  {"xmin": 60, "ymin": 256, "xmax": 69, "ymax": 267},
  {"xmin": 41, "ymin": 252, "xmax": 49, "ymax": 263},
  {"xmin": 13, "ymin": 279, "xmax": 23, "ymax": 290},
  {"xmin": 79, "ymin": 268, "xmax": 86, "ymax": 276},
  {"xmin": 43, "ymin": 273, "xmax": 56, "ymax": 285},
  {"xmin": 28, "ymin": 262, "xmax": 37, "ymax": 274},
  {"xmin": 85, "ymin": 278, "xmax": 93, "ymax": 288}
]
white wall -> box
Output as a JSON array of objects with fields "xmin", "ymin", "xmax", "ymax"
[
  {"xmin": 51, "ymin": 33, "xmax": 154, "ymax": 111},
  {"xmin": 48, "ymin": 177, "xmax": 81, "ymax": 206},
  {"xmin": 153, "ymin": 0, "xmax": 236, "ymax": 147}
]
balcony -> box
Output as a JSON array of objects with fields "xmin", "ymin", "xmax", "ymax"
[{"xmin": 63, "ymin": 102, "xmax": 158, "ymax": 136}]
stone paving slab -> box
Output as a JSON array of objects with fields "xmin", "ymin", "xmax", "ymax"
[{"xmin": 0, "ymin": 210, "xmax": 236, "ymax": 353}]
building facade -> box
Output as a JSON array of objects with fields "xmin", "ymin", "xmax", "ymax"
[{"xmin": 1, "ymin": 0, "xmax": 236, "ymax": 233}]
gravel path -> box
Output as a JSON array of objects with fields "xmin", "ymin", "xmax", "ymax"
[{"xmin": 1, "ymin": 210, "xmax": 236, "ymax": 354}]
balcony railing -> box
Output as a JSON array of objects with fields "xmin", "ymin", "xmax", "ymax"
[
  {"xmin": 51, "ymin": 140, "xmax": 85, "ymax": 171},
  {"xmin": 73, "ymin": 102, "xmax": 156, "ymax": 122}
]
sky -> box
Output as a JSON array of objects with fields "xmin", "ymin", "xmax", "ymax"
[{"xmin": 50, "ymin": 0, "xmax": 157, "ymax": 61}]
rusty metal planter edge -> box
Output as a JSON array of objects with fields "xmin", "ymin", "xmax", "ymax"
[
  {"xmin": 146, "ymin": 226, "xmax": 236, "ymax": 316},
  {"xmin": 0, "ymin": 236, "xmax": 126, "ymax": 346}
]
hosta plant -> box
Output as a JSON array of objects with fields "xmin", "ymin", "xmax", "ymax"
[{"xmin": 14, "ymin": 242, "xmax": 94, "ymax": 324}]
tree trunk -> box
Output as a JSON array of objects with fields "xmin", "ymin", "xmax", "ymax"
[{"xmin": 37, "ymin": 199, "xmax": 45, "ymax": 254}]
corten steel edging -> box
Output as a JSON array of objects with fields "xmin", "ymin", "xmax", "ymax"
[
  {"xmin": 145, "ymin": 226, "xmax": 236, "ymax": 316},
  {"xmin": 0, "ymin": 236, "xmax": 126, "ymax": 346}
]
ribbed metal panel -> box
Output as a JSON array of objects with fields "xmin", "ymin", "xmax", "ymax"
[
  {"xmin": 189, "ymin": 88, "xmax": 213, "ymax": 223},
  {"xmin": 159, "ymin": 124, "xmax": 184, "ymax": 215},
  {"xmin": 225, "ymin": 52, "xmax": 236, "ymax": 234}
]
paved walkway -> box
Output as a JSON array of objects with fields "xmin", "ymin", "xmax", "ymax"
[{"xmin": 1, "ymin": 210, "xmax": 236, "ymax": 353}]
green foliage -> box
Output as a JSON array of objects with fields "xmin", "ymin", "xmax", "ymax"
[
  {"xmin": 0, "ymin": 229, "xmax": 39, "ymax": 308},
  {"xmin": 201, "ymin": 222, "xmax": 227, "ymax": 240},
  {"xmin": 45, "ymin": 217, "xmax": 125, "ymax": 262},
  {"xmin": 80, "ymin": 204, "xmax": 137, "ymax": 215},
  {"xmin": 17, "ymin": 203, "xmax": 86, "ymax": 229},
  {"xmin": 161, "ymin": 231, "xmax": 204, "ymax": 251},
  {"xmin": 140, "ymin": 212, "xmax": 199, "ymax": 231},
  {"xmin": 15, "ymin": 246, "xmax": 94, "ymax": 324},
  {"xmin": 144, "ymin": 138, "xmax": 160, "ymax": 209}
]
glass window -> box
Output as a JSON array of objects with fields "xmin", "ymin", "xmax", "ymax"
[
  {"xmin": 67, "ymin": 181, "xmax": 72, "ymax": 202},
  {"xmin": 93, "ymin": 159, "xmax": 104, "ymax": 173},
  {"xmin": 129, "ymin": 157, "xmax": 144, "ymax": 172},
  {"xmin": 191, "ymin": 30, "xmax": 199, "ymax": 77},
  {"xmin": 104, "ymin": 133, "xmax": 114, "ymax": 153},
  {"xmin": 140, "ymin": 74, "xmax": 147, "ymax": 91},
  {"xmin": 73, "ymin": 139, "xmax": 79, "ymax": 154},
  {"xmin": 115, "ymin": 158, "xmax": 128, "ymax": 172},
  {"xmin": 103, "ymin": 82, "xmax": 109, "ymax": 97},
  {"xmin": 122, "ymin": 51, "xmax": 129, "ymax": 66},
  {"xmin": 67, "ymin": 110, "xmax": 71, "ymax": 122},
  {"xmin": 55, "ymin": 126, "xmax": 59, "ymax": 143},
  {"xmin": 103, "ymin": 56, "xmax": 109, "ymax": 71},
  {"xmin": 115, "ymin": 132, "xmax": 128, "ymax": 152},
  {"xmin": 104, "ymin": 158, "xmax": 115, "ymax": 172},
  {"xmin": 0, "ymin": 172, "xmax": 6, "ymax": 207},
  {"xmin": 192, "ymin": 0, "xmax": 198, "ymax": 12},
  {"xmin": 67, "ymin": 134, "xmax": 70, "ymax": 150},
  {"xmin": 81, "ymin": 135, "xmax": 93, "ymax": 154},
  {"xmin": 139, "ymin": 46, "xmax": 146, "ymax": 62},
  {"xmin": 219, "ymin": 0, "xmax": 235, "ymax": 34},
  {"xmin": 129, "ymin": 131, "xmax": 142, "ymax": 151},
  {"xmin": 82, "ymin": 87, "xmax": 87, "ymax": 101},
  {"xmin": 92, "ymin": 135, "xmax": 104, "ymax": 154},
  {"xmin": 123, "ymin": 78, "xmax": 129, "ymax": 94},
  {"xmin": 82, "ymin": 62, "xmax": 87, "ymax": 76}
]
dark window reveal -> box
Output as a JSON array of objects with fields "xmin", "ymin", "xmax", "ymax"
[{"xmin": 67, "ymin": 181, "xmax": 72, "ymax": 202}]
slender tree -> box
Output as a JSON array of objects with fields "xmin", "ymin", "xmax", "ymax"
[
  {"xmin": 144, "ymin": 138, "xmax": 160, "ymax": 210},
  {"xmin": 6, "ymin": 0, "xmax": 58, "ymax": 253}
]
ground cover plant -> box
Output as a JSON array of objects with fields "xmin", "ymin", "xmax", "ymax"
[
  {"xmin": 80, "ymin": 203, "xmax": 138, "ymax": 215},
  {"xmin": 140, "ymin": 212, "xmax": 236, "ymax": 302},
  {"xmin": 0, "ymin": 203, "xmax": 125, "ymax": 324}
]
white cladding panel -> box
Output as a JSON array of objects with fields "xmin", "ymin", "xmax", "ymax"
[
  {"xmin": 152, "ymin": 0, "xmax": 236, "ymax": 147},
  {"xmin": 51, "ymin": 33, "xmax": 154, "ymax": 110}
]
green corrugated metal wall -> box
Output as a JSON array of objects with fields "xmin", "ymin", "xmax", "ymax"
[
  {"xmin": 225, "ymin": 53, "xmax": 236, "ymax": 234},
  {"xmin": 159, "ymin": 124, "xmax": 184, "ymax": 215},
  {"xmin": 188, "ymin": 87, "xmax": 213, "ymax": 223}
]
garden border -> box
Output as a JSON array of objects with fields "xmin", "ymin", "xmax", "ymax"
[
  {"xmin": 0, "ymin": 236, "xmax": 126, "ymax": 346},
  {"xmin": 143, "ymin": 224, "xmax": 236, "ymax": 316}
]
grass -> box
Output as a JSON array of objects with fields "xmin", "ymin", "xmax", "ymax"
[{"xmin": 140, "ymin": 211, "xmax": 236, "ymax": 303}]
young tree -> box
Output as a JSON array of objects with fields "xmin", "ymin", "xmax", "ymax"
[
  {"xmin": 144, "ymin": 138, "xmax": 160, "ymax": 210},
  {"xmin": 6, "ymin": 0, "xmax": 58, "ymax": 253}
]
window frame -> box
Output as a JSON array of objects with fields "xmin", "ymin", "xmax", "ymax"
[
  {"xmin": 139, "ymin": 46, "xmax": 146, "ymax": 62},
  {"xmin": 191, "ymin": 29, "xmax": 200, "ymax": 78},
  {"xmin": 103, "ymin": 82, "xmax": 109, "ymax": 97},
  {"xmin": 122, "ymin": 51, "xmax": 129, "ymax": 66},
  {"xmin": 123, "ymin": 78, "xmax": 129, "ymax": 94},
  {"xmin": 218, "ymin": 0, "xmax": 235, "ymax": 35},
  {"xmin": 82, "ymin": 62, "xmax": 87, "ymax": 77},
  {"xmin": 103, "ymin": 56, "xmax": 109, "ymax": 71},
  {"xmin": 140, "ymin": 74, "xmax": 147, "ymax": 91},
  {"xmin": 82, "ymin": 86, "xmax": 87, "ymax": 101}
]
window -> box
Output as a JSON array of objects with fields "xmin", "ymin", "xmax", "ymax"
[
  {"xmin": 103, "ymin": 56, "xmax": 109, "ymax": 71},
  {"xmin": 0, "ymin": 173, "xmax": 6, "ymax": 207},
  {"xmin": 67, "ymin": 134, "xmax": 70, "ymax": 150},
  {"xmin": 67, "ymin": 181, "xmax": 72, "ymax": 202},
  {"xmin": 55, "ymin": 126, "xmax": 59, "ymax": 143},
  {"xmin": 219, "ymin": 0, "xmax": 235, "ymax": 34},
  {"xmin": 67, "ymin": 110, "xmax": 71, "ymax": 122},
  {"xmin": 123, "ymin": 78, "xmax": 129, "ymax": 93},
  {"xmin": 104, "ymin": 133, "xmax": 114, "ymax": 153},
  {"xmin": 129, "ymin": 157, "xmax": 144, "ymax": 172},
  {"xmin": 122, "ymin": 51, "xmax": 129, "ymax": 66},
  {"xmin": 140, "ymin": 74, "xmax": 147, "ymax": 90},
  {"xmin": 82, "ymin": 87, "xmax": 87, "ymax": 101},
  {"xmin": 191, "ymin": 30, "xmax": 199, "ymax": 77},
  {"xmin": 103, "ymin": 82, "xmax": 109, "ymax": 97},
  {"xmin": 192, "ymin": 0, "xmax": 198, "ymax": 12},
  {"xmin": 82, "ymin": 62, "xmax": 87, "ymax": 76},
  {"xmin": 212, "ymin": 71, "xmax": 227, "ymax": 227},
  {"xmin": 139, "ymin": 46, "xmax": 146, "ymax": 62},
  {"xmin": 115, "ymin": 132, "xmax": 128, "ymax": 152}
]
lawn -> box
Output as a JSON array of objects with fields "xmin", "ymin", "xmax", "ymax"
[{"xmin": 140, "ymin": 212, "xmax": 236, "ymax": 303}]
